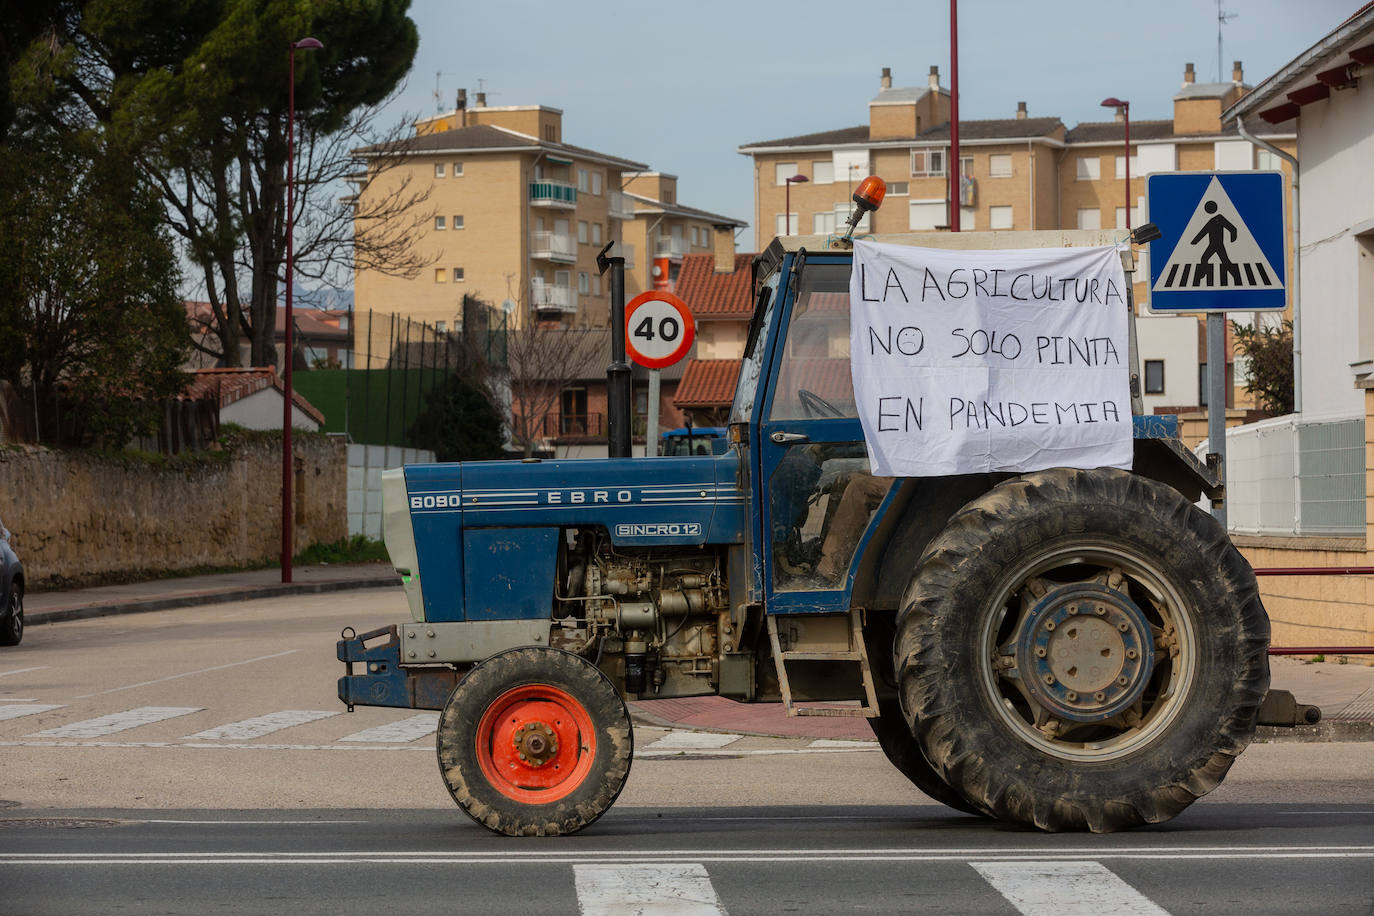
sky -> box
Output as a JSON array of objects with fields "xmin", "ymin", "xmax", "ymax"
[{"xmin": 375, "ymin": 0, "xmax": 1355, "ymax": 252}]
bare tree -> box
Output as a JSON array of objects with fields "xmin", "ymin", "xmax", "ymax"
[{"xmin": 499, "ymin": 284, "xmax": 607, "ymax": 458}]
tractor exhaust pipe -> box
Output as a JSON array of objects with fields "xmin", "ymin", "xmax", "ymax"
[{"xmin": 599, "ymin": 242, "xmax": 632, "ymax": 458}]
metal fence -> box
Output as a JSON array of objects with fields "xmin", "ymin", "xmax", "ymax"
[{"xmin": 1220, "ymin": 414, "xmax": 1366, "ymax": 536}]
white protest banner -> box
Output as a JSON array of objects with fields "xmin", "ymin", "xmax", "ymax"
[{"xmin": 849, "ymin": 239, "xmax": 1132, "ymax": 477}]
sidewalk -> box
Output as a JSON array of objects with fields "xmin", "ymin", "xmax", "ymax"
[{"xmin": 22, "ymin": 565, "xmax": 1374, "ymax": 741}]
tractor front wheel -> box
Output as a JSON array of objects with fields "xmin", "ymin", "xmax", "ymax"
[{"xmin": 437, "ymin": 646, "xmax": 633, "ymax": 836}]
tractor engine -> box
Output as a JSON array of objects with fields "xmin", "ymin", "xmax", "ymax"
[{"xmin": 551, "ymin": 529, "xmax": 729, "ymax": 698}]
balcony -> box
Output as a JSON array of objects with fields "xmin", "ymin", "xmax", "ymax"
[
  {"xmin": 607, "ymin": 190, "xmax": 636, "ymax": 221},
  {"xmin": 529, "ymin": 179, "xmax": 577, "ymax": 209},
  {"xmin": 543, "ymin": 413, "xmax": 605, "ymax": 438},
  {"xmin": 529, "ymin": 278, "xmax": 575, "ymax": 312},
  {"xmin": 530, "ymin": 230, "xmax": 576, "ymax": 263},
  {"xmin": 654, "ymin": 236, "xmax": 692, "ymax": 259}
]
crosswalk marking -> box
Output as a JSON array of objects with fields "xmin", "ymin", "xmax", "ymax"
[
  {"xmin": 338, "ymin": 713, "xmax": 438, "ymax": 743},
  {"xmin": 0, "ymin": 703, "xmax": 64, "ymax": 721},
  {"xmin": 184, "ymin": 710, "xmax": 340, "ymax": 740},
  {"xmin": 574, "ymin": 864, "xmax": 725, "ymax": 915},
  {"xmin": 971, "ymin": 861, "xmax": 1169, "ymax": 916},
  {"xmin": 642, "ymin": 731, "xmax": 742, "ymax": 751},
  {"xmin": 27, "ymin": 706, "xmax": 203, "ymax": 738}
]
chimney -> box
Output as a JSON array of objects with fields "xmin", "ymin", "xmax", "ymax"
[
  {"xmin": 456, "ymin": 88, "xmax": 467, "ymax": 127},
  {"xmin": 881, "ymin": 67, "xmax": 892, "ymax": 90},
  {"xmin": 475, "ymin": 91, "xmax": 487, "ymax": 107},
  {"xmin": 1183, "ymin": 62, "xmax": 1195, "ymax": 86},
  {"xmin": 928, "ymin": 65, "xmax": 940, "ymax": 89},
  {"xmin": 712, "ymin": 225, "xmax": 736, "ymax": 274},
  {"xmin": 1232, "ymin": 60, "xmax": 1244, "ymax": 83},
  {"xmin": 1114, "ymin": 107, "xmax": 1125, "ymax": 123},
  {"xmin": 1016, "ymin": 101, "xmax": 1027, "ymax": 120},
  {"xmin": 456, "ymin": 88, "xmax": 466, "ymax": 110}
]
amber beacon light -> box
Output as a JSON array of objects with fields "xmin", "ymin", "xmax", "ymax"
[{"xmin": 840, "ymin": 175, "xmax": 886, "ymax": 243}]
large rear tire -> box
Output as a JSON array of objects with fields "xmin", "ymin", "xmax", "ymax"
[
  {"xmin": 896, "ymin": 468, "xmax": 1269, "ymax": 832},
  {"xmin": 0, "ymin": 585, "xmax": 22, "ymax": 647},
  {"xmin": 867, "ymin": 699, "xmax": 985, "ymax": 817},
  {"xmin": 437, "ymin": 646, "xmax": 633, "ymax": 836}
]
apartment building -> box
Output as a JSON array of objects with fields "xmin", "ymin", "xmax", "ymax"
[
  {"xmin": 352, "ymin": 93, "xmax": 744, "ymax": 339},
  {"xmin": 738, "ymin": 64, "xmax": 1297, "ymax": 412}
]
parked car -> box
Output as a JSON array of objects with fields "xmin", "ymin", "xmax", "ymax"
[{"xmin": 1, "ymin": 518, "xmax": 22, "ymax": 646}]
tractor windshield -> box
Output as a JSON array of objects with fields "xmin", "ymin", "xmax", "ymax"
[
  {"xmin": 729, "ymin": 268, "xmax": 781, "ymax": 424},
  {"xmin": 767, "ymin": 262, "xmax": 855, "ymax": 420}
]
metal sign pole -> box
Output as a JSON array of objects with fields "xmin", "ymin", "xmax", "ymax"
[
  {"xmin": 1207, "ymin": 312, "xmax": 1227, "ymax": 528},
  {"xmin": 646, "ymin": 368, "xmax": 661, "ymax": 456}
]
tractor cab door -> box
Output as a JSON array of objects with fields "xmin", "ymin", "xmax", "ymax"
[{"xmin": 751, "ymin": 254, "xmax": 895, "ymax": 614}]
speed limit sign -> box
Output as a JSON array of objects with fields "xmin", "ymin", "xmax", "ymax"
[{"xmin": 624, "ymin": 291, "xmax": 695, "ymax": 369}]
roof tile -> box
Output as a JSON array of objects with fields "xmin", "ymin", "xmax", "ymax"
[
  {"xmin": 673, "ymin": 359, "xmax": 742, "ymax": 408},
  {"xmin": 673, "ymin": 253, "xmax": 756, "ymax": 318}
]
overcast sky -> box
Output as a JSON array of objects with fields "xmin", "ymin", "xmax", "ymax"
[{"xmin": 376, "ymin": 0, "xmax": 1353, "ymax": 251}]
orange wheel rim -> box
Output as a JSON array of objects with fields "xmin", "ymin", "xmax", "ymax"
[{"xmin": 475, "ymin": 684, "xmax": 597, "ymax": 803}]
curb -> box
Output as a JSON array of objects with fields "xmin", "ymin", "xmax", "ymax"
[
  {"xmin": 1255, "ymin": 719, "xmax": 1374, "ymax": 743},
  {"xmin": 27, "ymin": 576, "xmax": 403, "ymax": 626}
]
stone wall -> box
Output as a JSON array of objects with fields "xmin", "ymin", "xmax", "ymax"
[{"xmin": 0, "ymin": 433, "xmax": 346, "ymax": 588}]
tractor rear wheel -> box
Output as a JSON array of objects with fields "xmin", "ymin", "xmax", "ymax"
[
  {"xmin": 896, "ymin": 468, "xmax": 1269, "ymax": 832},
  {"xmin": 437, "ymin": 646, "xmax": 633, "ymax": 836},
  {"xmin": 868, "ymin": 699, "xmax": 985, "ymax": 817}
]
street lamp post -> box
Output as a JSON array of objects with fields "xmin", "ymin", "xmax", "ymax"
[
  {"xmin": 784, "ymin": 173, "xmax": 808, "ymax": 236},
  {"xmin": 1101, "ymin": 97, "xmax": 1131, "ymax": 230},
  {"xmin": 282, "ymin": 35, "xmax": 323, "ymax": 584}
]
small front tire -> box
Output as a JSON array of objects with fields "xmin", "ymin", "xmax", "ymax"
[
  {"xmin": 0, "ymin": 586, "xmax": 22, "ymax": 647},
  {"xmin": 437, "ymin": 646, "xmax": 632, "ymax": 836}
]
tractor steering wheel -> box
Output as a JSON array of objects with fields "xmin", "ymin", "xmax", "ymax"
[{"xmin": 798, "ymin": 388, "xmax": 845, "ymax": 419}]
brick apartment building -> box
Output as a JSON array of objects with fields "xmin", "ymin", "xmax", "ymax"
[{"xmin": 739, "ymin": 63, "xmax": 1298, "ymax": 412}]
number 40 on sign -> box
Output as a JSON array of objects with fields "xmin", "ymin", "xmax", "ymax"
[{"xmin": 625, "ymin": 291, "xmax": 695, "ymax": 369}]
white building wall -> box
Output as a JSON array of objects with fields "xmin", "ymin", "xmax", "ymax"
[
  {"xmin": 221, "ymin": 388, "xmax": 321, "ymax": 431},
  {"xmin": 1134, "ymin": 314, "xmax": 1199, "ymax": 413},
  {"xmin": 1295, "ymin": 82, "xmax": 1374, "ymax": 419}
]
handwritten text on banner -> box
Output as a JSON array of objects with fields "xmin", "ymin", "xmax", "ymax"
[{"xmin": 849, "ymin": 240, "xmax": 1132, "ymax": 476}]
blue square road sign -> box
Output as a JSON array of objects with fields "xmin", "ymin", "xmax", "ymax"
[{"xmin": 1146, "ymin": 171, "xmax": 1286, "ymax": 312}]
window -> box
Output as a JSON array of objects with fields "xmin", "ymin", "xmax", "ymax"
[
  {"xmin": 911, "ymin": 149, "xmax": 945, "ymax": 176},
  {"xmin": 989, "ymin": 154, "xmax": 1012, "ymax": 178},
  {"xmin": 1144, "ymin": 360, "xmax": 1165, "ymax": 394},
  {"xmin": 452, "ymin": 214, "xmax": 464, "ymax": 230},
  {"xmin": 990, "ymin": 205, "xmax": 1013, "ymax": 229},
  {"xmin": 813, "ymin": 211, "xmax": 837, "ymax": 234},
  {"xmin": 1076, "ymin": 208, "xmax": 1102, "ymax": 230},
  {"xmin": 812, "ymin": 160, "xmax": 834, "ymax": 184},
  {"xmin": 1256, "ymin": 148, "xmax": 1281, "ymax": 171},
  {"xmin": 960, "ymin": 155, "xmax": 974, "ymax": 178},
  {"xmin": 593, "ymin": 276, "xmax": 601, "ymax": 296},
  {"xmin": 690, "ymin": 226, "xmax": 699, "ymax": 246},
  {"xmin": 435, "ymin": 320, "xmax": 447, "ymax": 333},
  {"xmin": 776, "ymin": 213, "xmax": 799, "ymax": 236},
  {"xmin": 434, "ymin": 163, "xmax": 445, "ymax": 178},
  {"xmin": 836, "ymin": 203, "xmax": 869, "ymax": 232},
  {"xmin": 452, "ymin": 161, "xmax": 463, "ymax": 177},
  {"xmin": 434, "ymin": 268, "xmax": 447, "ymax": 283},
  {"xmin": 452, "ymin": 267, "xmax": 465, "ymax": 282},
  {"xmin": 774, "ymin": 162, "xmax": 798, "ymax": 185},
  {"xmin": 592, "ymin": 223, "xmax": 602, "ymax": 245},
  {"xmin": 577, "ymin": 221, "xmax": 588, "ymax": 244},
  {"xmin": 578, "ymin": 271, "xmax": 589, "ymax": 295},
  {"xmin": 1115, "ymin": 206, "xmax": 1141, "ymax": 228},
  {"xmin": 591, "ymin": 172, "xmax": 602, "ymax": 195},
  {"xmin": 1114, "ymin": 155, "xmax": 1139, "ymax": 179},
  {"xmin": 577, "ymin": 169, "xmax": 588, "ymax": 192},
  {"xmin": 887, "ymin": 181, "xmax": 909, "ymax": 196},
  {"xmin": 435, "ymin": 215, "xmax": 446, "ymax": 230},
  {"xmin": 1076, "ymin": 156, "xmax": 1101, "ymax": 180},
  {"xmin": 960, "ymin": 207, "xmax": 975, "ymax": 230},
  {"xmin": 909, "ymin": 199, "xmax": 944, "ymax": 230}
]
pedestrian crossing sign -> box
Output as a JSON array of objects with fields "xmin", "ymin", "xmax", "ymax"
[{"xmin": 1146, "ymin": 171, "xmax": 1286, "ymax": 312}]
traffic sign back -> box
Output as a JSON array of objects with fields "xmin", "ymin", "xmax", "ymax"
[{"xmin": 1147, "ymin": 171, "xmax": 1286, "ymax": 312}]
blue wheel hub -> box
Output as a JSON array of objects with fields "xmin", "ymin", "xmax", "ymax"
[{"xmin": 1016, "ymin": 583, "xmax": 1155, "ymax": 723}]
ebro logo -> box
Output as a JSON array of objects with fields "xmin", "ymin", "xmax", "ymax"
[{"xmin": 410, "ymin": 493, "xmax": 461, "ymax": 510}]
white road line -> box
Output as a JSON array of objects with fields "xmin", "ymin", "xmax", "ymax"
[
  {"xmin": 184, "ymin": 710, "xmax": 340, "ymax": 740},
  {"xmin": 74, "ymin": 650, "xmax": 299, "ymax": 699},
  {"xmin": 808, "ymin": 738, "xmax": 876, "ymax": 748},
  {"xmin": 971, "ymin": 861, "xmax": 1169, "ymax": 916},
  {"xmin": 2, "ymin": 850, "xmax": 1372, "ymax": 866},
  {"xmin": 0, "ymin": 698, "xmax": 36, "ymax": 701},
  {"xmin": 27, "ymin": 706, "xmax": 203, "ymax": 738},
  {"xmin": 0, "ymin": 704, "xmax": 63, "ymax": 720},
  {"xmin": 338, "ymin": 713, "xmax": 439, "ymax": 743},
  {"xmin": 642, "ymin": 731, "xmax": 743, "ymax": 751},
  {"xmin": 0, "ymin": 666, "xmax": 47, "ymax": 678},
  {"xmin": 574, "ymin": 863, "xmax": 725, "ymax": 915}
]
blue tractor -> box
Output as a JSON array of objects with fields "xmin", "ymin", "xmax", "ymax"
[{"xmin": 338, "ymin": 179, "xmax": 1287, "ymax": 837}]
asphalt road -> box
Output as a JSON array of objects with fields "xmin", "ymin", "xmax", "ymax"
[{"xmin": 2, "ymin": 592, "xmax": 1372, "ymax": 914}]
